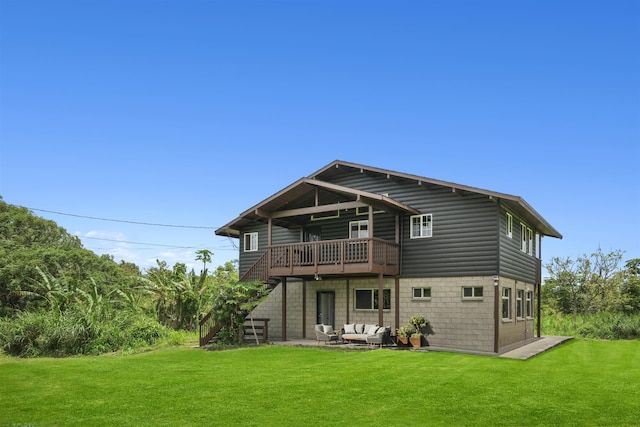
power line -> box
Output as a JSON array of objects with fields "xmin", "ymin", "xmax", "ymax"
[
  {"xmin": 24, "ymin": 206, "xmax": 217, "ymax": 229},
  {"xmin": 81, "ymin": 236, "xmax": 238, "ymax": 251},
  {"xmin": 80, "ymin": 236, "xmax": 198, "ymax": 249}
]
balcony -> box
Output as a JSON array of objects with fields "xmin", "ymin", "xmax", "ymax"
[
  {"xmin": 242, "ymin": 238, "xmax": 400, "ymax": 282},
  {"xmin": 270, "ymin": 237, "xmax": 400, "ymax": 277}
]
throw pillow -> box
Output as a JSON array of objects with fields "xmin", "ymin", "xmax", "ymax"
[
  {"xmin": 323, "ymin": 325, "xmax": 333, "ymax": 334},
  {"xmin": 355, "ymin": 323, "xmax": 365, "ymax": 334},
  {"xmin": 344, "ymin": 324, "xmax": 356, "ymax": 334},
  {"xmin": 364, "ymin": 324, "xmax": 375, "ymax": 334},
  {"xmin": 368, "ymin": 325, "xmax": 379, "ymax": 335}
]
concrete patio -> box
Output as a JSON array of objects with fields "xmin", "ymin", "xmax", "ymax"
[{"xmin": 269, "ymin": 336, "xmax": 574, "ymax": 360}]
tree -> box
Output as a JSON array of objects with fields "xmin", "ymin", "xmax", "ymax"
[
  {"xmin": 195, "ymin": 249, "xmax": 213, "ymax": 273},
  {"xmin": 0, "ymin": 199, "xmax": 138, "ymax": 317},
  {"xmin": 621, "ymin": 258, "xmax": 640, "ymax": 314},
  {"xmin": 143, "ymin": 260, "xmax": 215, "ymax": 331},
  {"xmin": 545, "ymin": 248, "xmax": 627, "ymax": 325},
  {"xmin": 546, "ymin": 257, "xmax": 583, "ymax": 326},
  {"xmin": 210, "ymin": 278, "xmax": 270, "ymax": 345}
]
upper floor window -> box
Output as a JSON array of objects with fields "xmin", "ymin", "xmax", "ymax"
[
  {"xmin": 410, "ymin": 214, "xmax": 432, "ymax": 238},
  {"xmin": 520, "ymin": 223, "xmax": 534, "ymax": 255},
  {"xmin": 349, "ymin": 220, "xmax": 369, "ymax": 238},
  {"xmin": 506, "ymin": 213, "xmax": 513, "ymax": 238},
  {"xmin": 244, "ymin": 232, "xmax": 258, "ymax": 252}
]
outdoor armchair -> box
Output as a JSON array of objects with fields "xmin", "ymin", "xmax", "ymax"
[{"xmin": 314, "ymin": 324, "xmax": 339, "ymax": 345}]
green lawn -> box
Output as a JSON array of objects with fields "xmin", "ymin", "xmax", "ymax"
[{"xmin": 1, "ymin": 340, "xmax": 639, "ymax": 426}]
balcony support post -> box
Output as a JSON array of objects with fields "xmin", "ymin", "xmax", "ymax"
[
  {"xmin": 377, "ymin": 272, "xmax": 384, "ymax": 327},
  {"xmin": 281, "ymin": 277, "xmax": 287, "ymax": 341}
]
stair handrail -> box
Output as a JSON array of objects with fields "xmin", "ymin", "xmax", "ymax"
[{"xmin": 239, "ymin": 249, "xmax": 271, "ymax": 283}]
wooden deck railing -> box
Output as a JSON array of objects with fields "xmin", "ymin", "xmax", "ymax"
[
  {"xmin": 268, "ymin": 237, "xmax": 400, "ymax": 276},
  {"xmin": 199, "ymin": 311, "xmax": 221, "ymax": 347}
]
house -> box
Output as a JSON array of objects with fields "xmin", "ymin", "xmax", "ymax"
[{"xmin": 212, "ymin": 160, "xmax": 562, "ymax": 354}]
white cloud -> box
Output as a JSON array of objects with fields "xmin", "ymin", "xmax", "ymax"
[{"xmin": 75, "ymin": 230, "xmax": 204, "ymax": 271}]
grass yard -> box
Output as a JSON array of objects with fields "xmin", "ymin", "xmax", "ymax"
[{"xmin": 1, "ymin": 340, "xmax": 639, "ymax": 427}]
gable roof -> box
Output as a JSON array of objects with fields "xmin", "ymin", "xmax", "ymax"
[
  {"xmin": 215, "ymin": 177, "xmax": 420, "ymax": 238},
  {"xmin": 216, "ymin": 160, "xmax": 562, "ymax": 239},
  {"xmin": 310, "ymin": 160, "xmax": 562, "ymax": 239}
]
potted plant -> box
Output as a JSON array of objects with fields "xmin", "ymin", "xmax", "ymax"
[
  {"xmin": 396, "ymin": 326, "xmax": 412, "ymax": 346},
  {"xmin": 407, "ymin": 314, "xmax": 429, "ymax": 348},
  {"xmin": 409, "ymin": 332, "xmax": 423, "ymax": 348}
]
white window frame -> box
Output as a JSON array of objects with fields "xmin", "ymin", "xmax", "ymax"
[
  {"xmin": 506, "ymin": 212, "xmax": 513, "ymax": 238},
  {"xmin": 526, "ymin": 291, "xmax": 534, "ymax": 318},
  {"xmin": 349, "ymin": 220, "xmax": 369, "ymax": 238},
  {"xmin": 354, "ymin": 288, "xmax": 391, "ymax": 310},
  {"xmin": 410, "ymin": 214, "xmax": 433, "ymax": 239},
  {"xmin": 502, "ymin": 287, "xmax": 512, "ymax": 321},
  {"xmin": 462, "ymin": 286, "xmax": 483, "ymax": 300},
  {"xmin": 520, "ymin": 223, "xmax": 527, "ymax": 252},
  {"xmin": 516, "ymin": 289, "xmax": 524, "ymax": 319},
  {"xmin": 527, "ymin": 227, "xmax": 533, "ymax": 256},
  {"xmin": 244, "ymin": 232, "xmax": 258, "ymax": 252},
  {"xmin": 412, "ymin": 287, "xmax": 432, "ymax": 300}
]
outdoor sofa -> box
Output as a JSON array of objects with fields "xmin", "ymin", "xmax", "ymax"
[{"xmin": 341, "ymin": 323, "xmax": 392, "ymax": 348}]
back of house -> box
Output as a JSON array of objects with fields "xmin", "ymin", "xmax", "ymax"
[{"xmin": 214, "ymin": 160, "xmax": 562, "ymax": 354}]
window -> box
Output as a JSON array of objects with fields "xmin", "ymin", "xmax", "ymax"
[
  {"xmin": 462, "ymin": 286, "xmax": 483, "ymax": 299},
  {"xmin": 244, "ymin": 232, "xmax": 258, "ymax": 252},
  {"xmin": 355, "ymin": 289, "xmax": 391, "ymax": 310},
  {"xmin": 502, "ymin": 288, "xmax": 512, "ymax": 320},
  {"xmin": 412, "ymin": 287, "xmax": 432, "ymax": 299},
  {"xmin": 410, "ymin": 214, "xmax": 432, "ymax": 238},
  {"xmin": 506, "ymin": 213, "xmax": 513, "ymax": 238},
  {"xmin": 516, "ymin": 289, "xmax": 524, "ymax": 319},
  {"xmin": 520, "ymin": 223, "xmax": 534, "ymax": 255},
  {"xmin": 526, "ymin": 291, "xmax": 534, "ymax": 318},
  {"xmin": 349, "ymin": 220, "xmax": 369, "ymax": 238}
]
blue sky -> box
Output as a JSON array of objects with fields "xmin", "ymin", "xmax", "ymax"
[{"xmin": 1, "ymin": 0, "xmax": 638, "ymax": 273}]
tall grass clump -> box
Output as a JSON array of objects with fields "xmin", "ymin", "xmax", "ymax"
[
  {"xmin": 542, "ymin": 311, "xmax": 640, "ymax": 340},
  {"xmin": 0, "ymin": 309, "xmax": 168, "ymax": 357}
]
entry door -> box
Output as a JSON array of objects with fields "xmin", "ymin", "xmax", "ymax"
[{"xmin": 316, "ymin": 291, "xmax": 335, "ymax": 327}]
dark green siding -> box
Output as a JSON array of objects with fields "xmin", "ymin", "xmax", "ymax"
[
  {"xmin": 328, "ymin": 170, "xmax": 500, "ymax": 277},
  {"xmin": 498, "ymin": 205, "xmax": 538, "ymax": 283}
]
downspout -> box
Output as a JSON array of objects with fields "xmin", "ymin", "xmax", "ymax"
[
  {"xmin": 494, "ymin": 202, "xmax": 501, "ymax": 353},
  {"xmin": 302, "ymin": 280, "xmax": 306, "ymax": 338},
  {"xmin": 378, "ymin": 273, "xmax": 384, "ymax": 327},
  {"xmin": 537, "ymin": 236, "xmax": 543, "ymax": 337},
  {"xmin": 346, "ymin": 279, "xmax": 350, "ymax": 324},
  {"xmin": 281, "ymin": 277, "xmax": 287, "ymax": 341},
  {"xmin": 395, "ymin": 214, "xmax": 401, "ymax": 331}
]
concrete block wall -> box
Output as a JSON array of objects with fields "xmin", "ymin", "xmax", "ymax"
[
  {"xmin": 399, "ymin": 276, "xmax": 495, "ymax": 353},
  {"xmin": 248, "ymin": 280, "xmax": 305, "ymax": 339},
  {"xmin": 498, "ymin": 277, "xmax": 537, "ymax": 353},
  {"xmin": 249, "ymin": 275, "xmax": 535, "ymax": 354}
]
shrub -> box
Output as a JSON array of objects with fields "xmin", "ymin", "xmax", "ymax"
[
  {"xmin": 0, "ymin": 310, "xmax": 169, "ymax": 357},
  {"xmin": 542, "ymin": 312, "xmax": 640, "ymax": 340}
]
